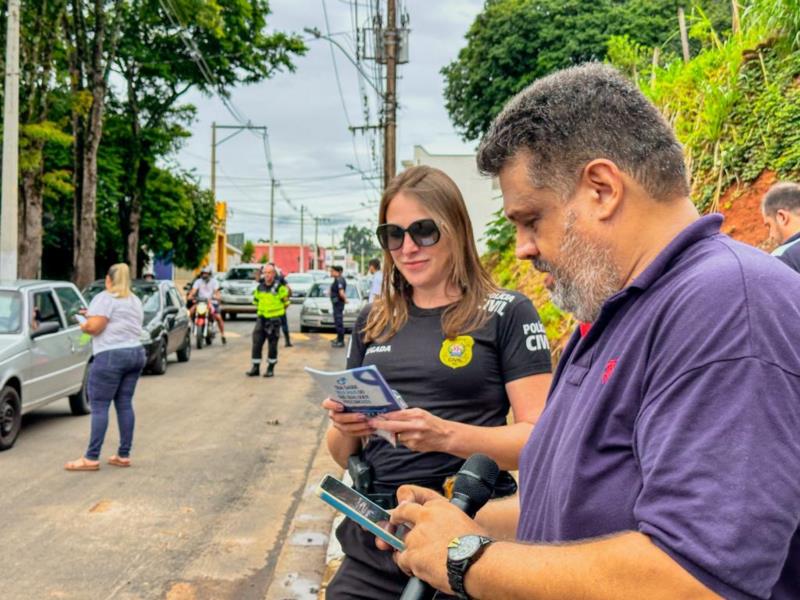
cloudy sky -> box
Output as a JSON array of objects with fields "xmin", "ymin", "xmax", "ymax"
[{"xmin": 172, "ymin": 0, "xmax": 484, "ymax": 247}]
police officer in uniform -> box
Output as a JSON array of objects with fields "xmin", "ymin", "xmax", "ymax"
[
  {"xmin": 268, "ymin": 262, "xmax": 293, "ymax": 347},
  {"xmin": 329, "ymin": 265, "xmax": 347, "ymax": 347},
  {"xmin": 246, "ymin": 264, "xmax": 289, "ymax": 378}
]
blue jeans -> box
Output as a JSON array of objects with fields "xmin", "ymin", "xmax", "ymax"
[{"xmin": 85, "ymin": 347, "xmax": 146, "ymax": 460}]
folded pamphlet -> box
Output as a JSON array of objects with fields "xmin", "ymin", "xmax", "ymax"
[{"xmin": 305, "ymin": 365, "xmax": 407, "ymax": 446}]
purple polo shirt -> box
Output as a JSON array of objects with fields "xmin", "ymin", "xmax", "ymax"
[{"xmin": 517, "ymin": 215, "xmax": 800, "ymax": 599}]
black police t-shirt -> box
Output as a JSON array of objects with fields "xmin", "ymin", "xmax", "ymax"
[
  {"xmin": 330, "ymin": 276, "xmax": 346, "ymax": 305},
  {"xmin": 346, "ymin": 289, "xmax": 552, "ymax": 487}
]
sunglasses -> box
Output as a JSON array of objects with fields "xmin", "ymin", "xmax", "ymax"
[{"xmin": 376, "ymin": 219, "xmax": 441, "ymax": 251}]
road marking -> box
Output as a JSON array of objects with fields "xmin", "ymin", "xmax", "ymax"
[{"xmin": 319, "ymin": 333, "xmax": 336, "ymax": 341}]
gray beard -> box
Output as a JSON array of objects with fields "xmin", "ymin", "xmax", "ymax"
[{"xmin": 532, "ymin": 212, "xmax": 620, "ymax": 323}]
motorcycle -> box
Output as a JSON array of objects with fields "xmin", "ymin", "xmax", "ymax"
[{"xmin": 192, "ymin": 300, "xmax": 217, "ymax": 349}]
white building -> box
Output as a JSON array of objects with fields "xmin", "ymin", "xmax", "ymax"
[{"xmin": 401, "ymin": 145, "xmax": 501, "ymax": 254}]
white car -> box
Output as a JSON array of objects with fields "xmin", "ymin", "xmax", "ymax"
[
  {"xmin": 0, "ymin": 281, "xmax": 92, "ymax": 451},
  {"xmin": 299, "ymin": 279, "xmax": 366, "ymax": 333},
  {"xmin": 219, "ymin": 264, "xmax": 263, "ymax": 319},
  {"xmin": 285, "ymin": 272, "xmax": 314, "ymax": 303}
]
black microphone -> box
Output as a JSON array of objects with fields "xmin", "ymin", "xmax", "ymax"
[{"xmin": 398, "ymin": 454, "xmax": 500, "ymax": 600}]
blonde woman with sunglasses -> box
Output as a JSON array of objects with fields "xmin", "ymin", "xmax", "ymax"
[{"xmin": 322, "ymin": 166, "xmax": 553, "ymax": 599}]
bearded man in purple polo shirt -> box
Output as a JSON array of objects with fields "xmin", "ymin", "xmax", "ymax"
[{"xmin": 385, "ymin": 63, "xmax": 800, "ymax": 600}]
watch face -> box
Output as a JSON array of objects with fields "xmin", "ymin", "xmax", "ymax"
[{"xmin": 449, "ymin": 535, "xmax": 483, "ymax": 561}]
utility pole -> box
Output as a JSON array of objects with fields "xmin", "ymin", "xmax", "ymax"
[
  {"xmin": 269, "ymin": 178, "xmax": 276, "ymax": 263},
  {"xmin": 314, "ymin": 217, "xmax": 319, "ymax": 270},
  {"xmin": 383, "ymin": 0, "xmax": 397, "ymax": 190},
  {"xmin": 0, "ymin": 0, "xmax": 20, "ymax": 280},
  {"xmin": 300, "ymin": 205, "xmax": 305, "ymax": 273},
  {"xmin": 210, "ymin": 122, "xmax": 217, "ymax": 200}
]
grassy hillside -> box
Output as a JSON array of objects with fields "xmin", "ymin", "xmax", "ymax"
[{"xmin": 483, "ymin": 3, "xmax": 800, "ymax": 359}]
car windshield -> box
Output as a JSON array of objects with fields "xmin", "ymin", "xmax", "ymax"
[
  {"xmin": 226, "ymin": 267, "xmax": 260, "ymax": 280},
  {"xmin": 0, "ymin": 291, "xmax": 22, "ymax": 334},
  {"xmin": 82, "ymin": 284, "xmax": 104, "ymax": 303},
  {"xmin": 286, "ymin": 273, "xmax": 313, "ymax": 284},
  {"xmin": 82, "ymin": 282, "xmax": 160, "ymax": 322},
  {"xmin": 132, "ymin": 283, "xmax": 160, "ymax": 321},
  {"xmin": 308, "ymin": 281, "xmax": 359, "ymax": 299}
]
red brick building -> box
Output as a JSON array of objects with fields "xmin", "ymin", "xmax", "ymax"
[{"xmin": 252, "ymin": 243, "xmax": 326, "ymax": 275}]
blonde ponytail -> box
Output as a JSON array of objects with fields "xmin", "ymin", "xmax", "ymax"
[{"xmin": 107, "ymin": 263, "xmax": 132, "ymax": 298}]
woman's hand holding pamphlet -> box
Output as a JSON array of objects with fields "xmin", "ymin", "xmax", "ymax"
[{"xmin": 305, "ymin": 365, "xmax": 407, "ymax": 446}]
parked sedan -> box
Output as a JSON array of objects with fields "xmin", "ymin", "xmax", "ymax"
[
  {"xmin": 83, "ymin": 279, "xmax": 191, "ymax": 374},
  {"xmin": 299, "ymin": 279, "xmax": 366, "ymax": 333},
  {"xmin": 0, "ymin": 280, "xmax": 92, "ymax": 451},
  {"xmin": 285, "ymin": 272, "xmax": 314, "ymax": 303}
]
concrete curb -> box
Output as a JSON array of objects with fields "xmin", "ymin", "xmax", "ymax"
[{"xmin": 262, "ymin": 435, "xmax": 344, "ymax": 600}]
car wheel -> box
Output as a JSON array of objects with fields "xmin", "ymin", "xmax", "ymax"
[
  {"xmin": 196, "ymin": 333, "xmax": 204, "ymax": 350},
  {"xmin": 176, "ymin": 332, "xmax": 191, "ymax": 362},
  {"xmin": 150, "ymin": 339, "xmax": 168, "ymax": 375},
  {"xmin": 68, "ymin": 366, "xmax": 91, "ymax": 415},
  {"xmin": 229, "ymin": 312, "xmax": 238, "ymax": 320},
  {"xmin": 300, "ymin": 325, "xmax": 310, "ymax": 333},
  {"xmin": 0, "ymin": 385, "xmax": 22, "ymax": 451}
]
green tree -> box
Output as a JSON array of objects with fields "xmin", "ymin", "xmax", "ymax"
[
  {"xmin": 139, "ymin": 168, "xmax": 216, "ymax": 271},
  {"xmin": 112, "ymin": 0, "xmax": 306, "ymax": 274},
  {"xmin": 341, "ymin": 225, "xmax": 378, "ymax": 260},
  {"xmin": 62, "ymin": 0, "xmax": 125, "ymax": 287},
  {"xmin": 442, "ymin": 0, "xmax": 732, "ymax": 142},
  {"xmin": 241, "ymin": 240, "xmax": 255, "ymax": 263}
]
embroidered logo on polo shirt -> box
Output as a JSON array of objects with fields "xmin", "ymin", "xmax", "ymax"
[
  {"xmin": 602, "ymin": 358, "xmax": 618, "ymax": 384},
  {"xmin": 439, "ymin": 336, "xmax": 474, "ymax": 369}
]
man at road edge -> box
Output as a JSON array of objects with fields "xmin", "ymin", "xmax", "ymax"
[
  {"xmin": 762, "ymin": 181, "xmax": 800, "ymax": 273},
  {"xmin": 367, "ymin": 258, "xmax": 383, "ymax": 304},
  {"xmin": 329, "ymin": 265, "xmax": 347, "ymax": 347},
  {"xmin": 385, "ymin": 63, "xmax": 800, "ymax": 600}
]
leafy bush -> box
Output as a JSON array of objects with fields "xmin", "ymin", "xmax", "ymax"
[{"xmin": 481, "ymin": 2, "xmax": 800, "ymax": 361}]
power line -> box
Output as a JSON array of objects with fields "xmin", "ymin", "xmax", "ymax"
[{"xmin": 322, "ymin": 0, "xmax": 370, "ymax": 184}]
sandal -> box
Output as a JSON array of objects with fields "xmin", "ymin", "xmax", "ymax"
[
  {"xmin": 107, "ymin": 455, "xmax": 131, "ymax": 467},
  {"xmin": 65, "ymin": 457, "xmax": 100, "ymax": 471}
]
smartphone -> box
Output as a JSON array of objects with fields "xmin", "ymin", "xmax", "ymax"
[
  {"xmin": 316, "ymin": 474, "xmax": 406, "ymax": 551},
  {"xmin": 75, "ymin": 314, "xmax": 87, "ymax": 325}
]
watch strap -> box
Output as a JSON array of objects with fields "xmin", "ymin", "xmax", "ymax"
[{"xmin": 447, "ymin": 535, "xmax": 494, "ymax": 600}]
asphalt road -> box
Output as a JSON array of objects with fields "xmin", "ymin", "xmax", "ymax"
[{"xmin": 2, "ymin": 306, "xmax": 347, "ymax": 600}]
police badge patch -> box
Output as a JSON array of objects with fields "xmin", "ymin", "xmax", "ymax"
[{"xmin": 439, "ymin": 335, "xmax": 475, "ymax": 369}]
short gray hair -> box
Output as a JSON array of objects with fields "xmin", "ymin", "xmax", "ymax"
[
  {"xmin": 476, "ymin": 63, "xmax": 690, "ymax": 202},
  {"xmin": 762, "ymin": 182, "xmax": 800, "ymax": 216}
]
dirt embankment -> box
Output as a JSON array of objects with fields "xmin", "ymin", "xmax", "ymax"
[{"xmin": 717, "ymin": 170, "xmax": 776, "ymax": 250}]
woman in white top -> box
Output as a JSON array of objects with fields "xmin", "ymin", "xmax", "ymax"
[{"xmin": 65, "ymin": 264, "xmax": 146, "ymax": 471}]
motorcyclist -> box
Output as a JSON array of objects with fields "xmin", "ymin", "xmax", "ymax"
[
  {"xmin": 187, "ymin": 266, "xmax": 226, "ymax": 344},
  {"xmin": 246, "ymin": 264, "xmax": 289, "ymax": 377}
]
